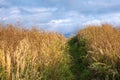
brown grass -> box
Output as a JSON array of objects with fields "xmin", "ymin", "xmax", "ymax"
[
  {"xmin": 77, "ymin": 24, "xmax": 120, "ymax": 79},
  {"xmin": 0, "ymin": 24, "xmax": 72, "ymax": 80}
]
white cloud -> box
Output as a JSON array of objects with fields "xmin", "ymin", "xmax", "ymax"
[
  {"xmin": 22, "ymin": 7, "xmax": 57, "ymax": 13},
  {"xmin": 49, "ymin": 18, "xmax": 71, "ymax": 24},
  {"xmin": 10, "ymin": 7, "xmax": 21, "ymax": 14},
  {"xmin": 0, "ymin": 7, "xmax": 22, "ymax": 23},
  {"xmin": 82, "ymin": 13, "xmax": 120, "ymax": 27},
  {"xmin": 1, "ymin": 0, "xmax": 120, "ymax": 35},
  {"xmin": 34, "ymin": 11, "xmax": 120, "ymax": 34},
  {"xmin": 37, "ymin": 18, "xmax": 80, "ymax": 34},
  {"xmin": 83, "ymin": 20, "xmax": 102, "ymax": 26},
  {"xmin": 0, "ymin": 6, "xmax": 57, "ymax": 24}
]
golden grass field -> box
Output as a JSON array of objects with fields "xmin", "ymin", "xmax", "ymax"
[
  {"xmin": 0, "ymin": 24, "xmax": 120, "ymax": 80},
  {"xmin": 76, "ymin": 24, "xmax": 120, "ymax": 80},
  {"xmin": 0, "ymin": 24, "xmax": 73, "ymax": 80}
]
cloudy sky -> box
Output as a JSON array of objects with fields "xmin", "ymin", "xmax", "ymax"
[{"xmin": 0, "ymin": 0, "xmax": 120, "ymax": 35}]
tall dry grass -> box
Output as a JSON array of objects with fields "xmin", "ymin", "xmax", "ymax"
[
  {"xmin": 0, "ymin": 24, "xmax": 73, "ymax": 80},
  {"xmin": 77, "ymin": 24, "xmax": 120, "ymax": 79}
]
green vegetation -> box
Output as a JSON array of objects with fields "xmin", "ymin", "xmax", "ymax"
[
  {"xmin": 0, "ymin": 24, "xmax": 120, "ymax": 80},
  {"xmin": 68, "ymin": 36, "xmax": 90, "ymax": 80}
]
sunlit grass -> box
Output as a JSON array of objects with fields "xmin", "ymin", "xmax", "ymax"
[
  {"xmin": 77, "ymin": 24, "xmax": 120, "ymax": 80},
  {"xmin": 0, "ymin": 23, "xmax": 120, "ymax": 80},
  {"xmin": 0, "ymin": 24, "xmax": 73, "ymax": 80}
]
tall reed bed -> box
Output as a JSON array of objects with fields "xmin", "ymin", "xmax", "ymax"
[
  {"xmin": 0, "ymin": 24, "xmax": 73, "ymax": 80},
  {"xmin": 77, "ymin": 24, "xmax": 120, "ymax": 80}
]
